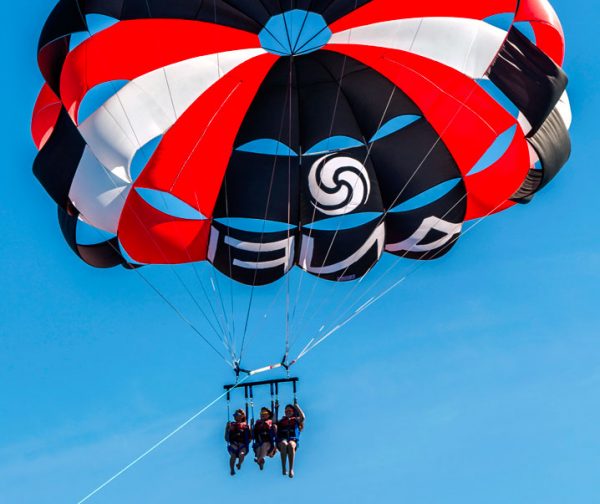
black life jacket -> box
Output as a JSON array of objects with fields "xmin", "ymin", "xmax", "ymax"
[
  {"xmin": 229, "ymin": 421, "xmax": 250, "ymax": 444},
  {"xmin": 277, "ymin": 416, "xmax": 300, "ymax": 441}
]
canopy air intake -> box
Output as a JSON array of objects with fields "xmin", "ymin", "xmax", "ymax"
[{"xmin": 259, "ymin": 10, "xmax": 331, "ymax": 56}]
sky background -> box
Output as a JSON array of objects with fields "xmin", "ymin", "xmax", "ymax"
[{"xmin": 1, "ymin": 1, "xmax": 599, "ymax": 503}]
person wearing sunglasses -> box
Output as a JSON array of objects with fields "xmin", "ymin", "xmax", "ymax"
[
  {"xmin": 225, "ymin": 409, "xmax": 251, "ymax": 476},
  {"xmin": 276, "ymin": 403, "xmax": 305, "ymax": 478},
  {"xmin": 252, "ymin": 407, "xmax": 277, "ymax": 470}
]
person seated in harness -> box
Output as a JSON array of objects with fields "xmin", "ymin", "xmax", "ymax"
[
  {"xmin": 252, "ymin": 407, "xmax": 277, "ymax": 470},
  {"xmin": 225, "ymin": 409, "xmax": 251, "ymax": 476},
  {"xmin": 276, "ymin": 403, "xmax": 305, "ymax": 479}
]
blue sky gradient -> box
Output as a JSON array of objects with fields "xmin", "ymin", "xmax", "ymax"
[{"xmin": 1, "ymin": 1, "xmax": 599, "ymax": 502}]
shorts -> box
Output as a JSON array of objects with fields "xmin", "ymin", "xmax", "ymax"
[
  {"xmin": 277, "ymin": 438, "xmax": 299, "ymax": 449},
  {"xmin": 228, "ymin": 442, "xmax": 248, "ymax": 457}
]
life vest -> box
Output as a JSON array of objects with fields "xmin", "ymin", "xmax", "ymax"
[
  {"xmin": 254, "ymin": 419, "xmax": 275, "ymax": 444},
  {"xmin": 228, "ymin": 421, "xmax": 250, "ymax": 445},
  {"xmin": 277, "ymin": 416, "xmax": 300, "ymax": 441}
]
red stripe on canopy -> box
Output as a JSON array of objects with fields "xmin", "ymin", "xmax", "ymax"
[
  {"xmin": 31, "ymin": 84, "xmax": 62, "ymax": 149},
  {"xmin": 325, "ymin": 45, "xmax": 516, "ymax": 174},
  {"xmin": 133, "ymin": 53, "xmax": 279, "ymax": 220},
  {"xmin": 118, "ymin": 190, "xmax": 211, "ymax": 265},
  {"xmin": 464, "ymin": 125, "xmax": 530, "ymax": 220},
  {"xmin": 516, "ymin": 0, "xmax": 565, "ymax": 64},
  {"xmin": 330, "ymin": 0, "xmax": 519, "ymax": 33},
  {"xmin": 59, "ymin": 19, "xmax": 261, "ymax": 122}
]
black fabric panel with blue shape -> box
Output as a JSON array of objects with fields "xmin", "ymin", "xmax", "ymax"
[
  {"xmin": 208, "ymin": 220, "xmax": 297, "ymax": 285},
  {"xmin": 385, "ymin": 180, "xmax": 467, "ymax": 260},
  {"xmin": 33, "ymin": 108, "xmax": 86, "ymax": 209},
  {"xmin": 298, "ymin": 218, "xmax": 385, "ymax": 282}
]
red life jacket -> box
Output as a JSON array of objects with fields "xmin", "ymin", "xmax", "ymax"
[
  {"xmin": 229, "ymin": 421, "xmax": 250, "ymax": 444},
  {"xmin": 277, "ymin": 416, "xmax": 300, "ymax": 441},
  {"xmin": 254, "ymin": 419, "xmax": 274, "ymax": 444}
]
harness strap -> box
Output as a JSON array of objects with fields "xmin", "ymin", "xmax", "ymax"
[{"xmin": 249, "ymin": 385, "xmax": 255, "ymax": 428}]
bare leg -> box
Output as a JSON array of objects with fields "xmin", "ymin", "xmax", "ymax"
[
  {"xmin": 287, "ymin": 441, "xmax": 297, "ymax": 478},
  {"xmin": 278, "ymin": 441, "xmax": 288, "ymax": 475},
  {"xmin": 237, "ymin": 449, "xmax": 246, "ymax": 470},
  {"xmin": 257, "ymin": 443, "xmax": 269, "ymax": 469},
  {"xmin": 229, "ymin": 453, "xmax": 236, "ymax": 476}
]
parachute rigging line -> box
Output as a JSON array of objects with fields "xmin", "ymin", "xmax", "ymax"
[
  {"xmin": 37, "ymin": 1, "xmax": 570, "ymax": 374},
  {"xmin": 91, "ymin": 231, "xmax": 233, "ymax": 366},
  {"xmin": 289, "ymin": 20, "xmax": 488, "ymax": 330},
  {"xmin": 284, "ymin": 49, "xmax": 295, "ymax": 364},
  {"xmin": 210, "ymin": 1, "xmax": 240, "ymax": 358},
  {"xmin": 237, "ymin": 59, "xmax": 296, "ymax": 365},
  {"xmin": 77, "ymin": 375, "xmax": 250, "ymax": 504},
  {"xmin": 70, "ymin": 7, "xmax": 236, "ymax": 364},
  {"xmin": 290, "ymin": 15, "xmax": 514, "ymax": 341},
  {"xmin": 288, "ymin": 84, "xmax": 398, "ymax": 341},
  {"xmin": 312, "ymin": 190, "xmax": 469, "ymax": 342},
  {"xmin": 193, "ymin": 196, "xmax": 237, "ymax": 351},
  {"xmin": 88, "ymin": 106, "xmax": 235, "ymax": 361},
  {"xmin": 292, "ymin": 195, "xmax": 511, "ymax": 365},
  {"xmin": 289, "ymin": 3, "xmax": 360, "ymax": 342},
  {"xmin": 191, "ymin": 259, "xmax": 231, "ymax": 346},
  {"xmin": 166, "ymin": 0, "xmax": 238, "ymax": 357},
  {"xmin": 289, "ymin": 0, "xmax": 403, "ymax": 340},
  {"xmin": 289, "ymin": 28, "xmax": 353, "ymax": 318},
  {"xmin": 289, "ymin": 67, "xmax": 484, "ymax": 347}
]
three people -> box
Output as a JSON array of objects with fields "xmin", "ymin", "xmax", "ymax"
[
  {"xmin": 225, "ymin": 409, "xmax": 251, "ymax": 476},
  {"xmin": 225, "ymin": 402, "xmax": 306, "ymax": 478}
]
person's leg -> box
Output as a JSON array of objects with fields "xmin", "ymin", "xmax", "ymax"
[
  {"xmin": 258, "ymin": 443, "xmax": 268, "ymax": 462},
  {"xmin": 257, "ymin": 443, "xmax": 268, "ymax": 470},
  {"xmin": 287, "ymin": 441, "xmax": 297, "ymax": 478},
  {"xmin": 278, "ymin": 441, "xmax": 288, "ymax": 475},
  {"xmin": 237, "ymin": 447, "xmax": 247, "ymax": 469},
  {"xmin": 228, "ymin": 447, "xmax": 237, "ymax": 476}
]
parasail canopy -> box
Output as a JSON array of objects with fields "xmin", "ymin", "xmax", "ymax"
[{"xmin": 32, "ymin": 0, "xmax": 571, "ymax": 287}]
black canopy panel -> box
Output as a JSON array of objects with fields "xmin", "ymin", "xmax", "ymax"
[
  {"xmin": 33, "ymin": 108, "xmax": 85, "ymax": 209},
  {"xmin": 299, "ymin": 146, "xmax": 384, "ymax": 224},
  {"xmin": 298, "ymin": 218, "xmax": 385, "ymax": 282},
  {"xmin": 208, "ymin": 220, "xmax": 297, "ymax": 285},
  {"xmin": 213, "ymin": 151, "xmax": 300, "ymax": 224},
  {"xmin": 487, "ymin": 26, "xmax": 568, "ymax": 136},
  {"xmin": 58, "ymin": 206, "xmax": 130, "ymax": 268},
  {"xmin": 511, "ymin": 107, "xmax": 571, "ymax": 203},
  {"xmin": 385, "ymin": 181, "xmax": 467, "ymax": 261},
  {"xmin": 368, "ymin": 119, "xmax": 461, "ymax": 209}
]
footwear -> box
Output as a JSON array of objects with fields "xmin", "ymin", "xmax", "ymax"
[
  {"xmin": 289, "ymin": 469, "xmax": 294, "ymax": 479},
  {"xmin": 230, "ymin": 469, "xmax": 235, "ymax": 476},
  {"xmin": 259, "ymin": 460, "xmax": 265, "ymax": 471}
]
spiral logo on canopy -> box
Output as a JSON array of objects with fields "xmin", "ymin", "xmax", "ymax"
[{"xmin": 308, "ymin": 154, "xmax": 371, "ymax": 216}]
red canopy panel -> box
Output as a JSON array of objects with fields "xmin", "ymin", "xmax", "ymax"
[
  {"xmin": 31, "ymin": 84, "xmax": 62, "ymax": 149},
  {"xmin": 516, "ymin": 0, "xmax": 565, "ymax": 64},
  {"xmin": 118, "ymin": 190, "xmax": 211, "ymax": 265},
  {"xmin": 464, "ymin": 124, "xmax": 530, "ymax": 220},
  {"xmin": 329, "ymin": 0, "xmax": 519, "ymax": 33},
  {"xmin": 133, "ymin": 53, "xmax": 278, "ymax": 220},
  {"xmin": 59, "ymin": 19, "xmax": 261, "ymax": 122},
  {"xmin": 325, "ymin": 44, "xmax": 516, "ymax": 174}
]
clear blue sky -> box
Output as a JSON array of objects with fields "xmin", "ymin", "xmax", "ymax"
[{"xmin": 2, "ymin": 1, "xmax": 599, "ymax": 502}]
